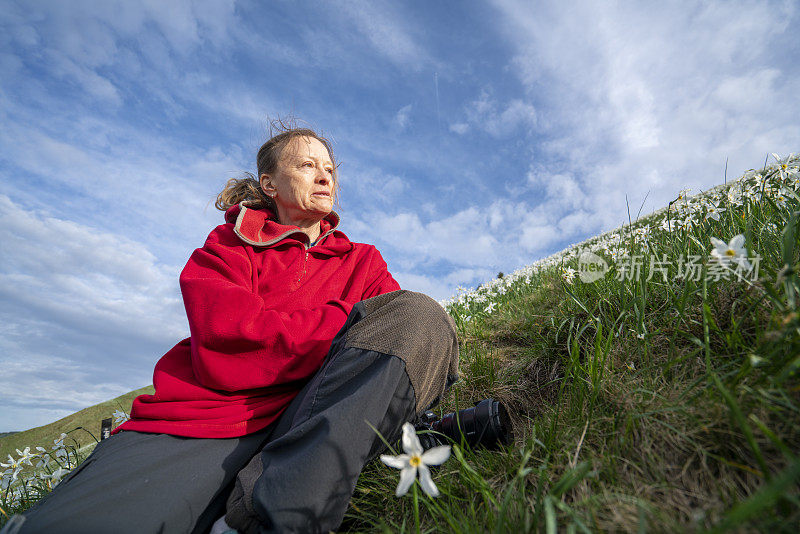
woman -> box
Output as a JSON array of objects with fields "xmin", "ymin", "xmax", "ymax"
[{"xmin": 6, "ymin": 125, "xmax": 459, "ymax": 534}]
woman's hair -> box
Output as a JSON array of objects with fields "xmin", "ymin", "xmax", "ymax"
[{"xmin": 215, "ymin": 119, "xmax": 339, "ymax": 212}]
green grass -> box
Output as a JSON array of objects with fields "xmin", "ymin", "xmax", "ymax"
[
  {"xmin": 3, "ymin": 155, "xmax": 799, "ymax": 532},
  {"xmin": 1, "ymin": 385, "xmax": 153, "ymax": 521},
  {"xmin": 342, "ymin": 155, "xmax": 800, "ymax": 532}
]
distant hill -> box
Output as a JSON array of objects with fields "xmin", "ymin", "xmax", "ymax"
[{"xmin": 0, "ymin": 385, "xmax": 154, "ymax": 460}]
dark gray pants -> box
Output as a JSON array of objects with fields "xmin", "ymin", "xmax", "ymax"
[{"xmin": 5, "ymin": 290, "xmax": 459, "ymax": 534}]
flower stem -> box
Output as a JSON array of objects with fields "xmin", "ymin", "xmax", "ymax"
[{"xmin": 413, "ymin": 483, "xmax": 420, "ymax": 534}]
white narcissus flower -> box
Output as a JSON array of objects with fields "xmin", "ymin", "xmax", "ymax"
[
  {"xmin": 774, "ymin": 190, "xmax": 790, "ymax": 210},
  {"xmin": 15, "ymin": 447, "xmax": 34, "ymax": 466},
  {"xmin": 727, "ymin": 188, "xmax": 743, "ymax": 207},
  {"xmin": 704, "ymin": 203, "xmax": 725, "ymax": 221},
  {"xmin": 113, "ymin": 409, "xmax": 130, "ymax": 425},
  {"xmin": 380, "ymin": 422, "xmax": 451, "ymax": 498},
  {"xmin": 1, "ymin": 455, "xmax": 19, "ymax": 470},
  {"xmin": 562, "ymin": 267, "xmax": 577, "ymax": 284},
  {"xmin": 42, "ymin": 467, "xmax": 71, "ymax": 486},
  {"xmin": 1, "ymin": 455, "xmax": 22, "ymax": 483},
  {"xmin": 660, "ymin": 218, "xmax": 677, "ymax": 232},
  {"xmin": 710, "ymin": 234, "xmax": 751, "ymax": 269},
  {"xmin": 53, "ymin": 433, "xmax": 67, "ymax": 450},
  {"xmin": 772, "ymin": 153, "xmax": 800, "ymax": 181},
  {"xmin": 35, "ymin": 454, "xmax": 51, "ymax": 469}
]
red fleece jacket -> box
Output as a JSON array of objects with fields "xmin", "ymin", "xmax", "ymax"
[{"xmin": 114, "ymin": 203, "xmax": 400, "ymax": 438}]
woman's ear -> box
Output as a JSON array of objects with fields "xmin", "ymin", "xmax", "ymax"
[{"xmin": 260, "ymin": 173, "xmax": 276, "ymax": 198}]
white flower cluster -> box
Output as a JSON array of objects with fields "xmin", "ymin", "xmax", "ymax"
[
  {"xmin": 1, "ymin": 433, "xmax": 74, "ymax": 508},
  {"xmin": 441, "ymin": 153, "xmax": 798, "ymax": 309},
  {"xmin": 1, "ymin": 409, "xmax": 131, "ymax": 509}
]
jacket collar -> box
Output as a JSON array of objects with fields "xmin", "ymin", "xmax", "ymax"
[{"xmin": 225, "ymin": 201, "xmax": 351, "ymax": 255}]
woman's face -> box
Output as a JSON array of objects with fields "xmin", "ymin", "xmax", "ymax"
[{"xmin": 261, "ymin": 136, "xmax": 335, "ymax": 225}]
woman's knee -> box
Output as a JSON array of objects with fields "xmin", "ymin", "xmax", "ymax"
[
  {"xmin": 359, "ymin": 290, "xmax": 456, "ymax": 339},
  {"xmin": 348, "ymin": 290, "xmax": 460, "ymax": 414}
]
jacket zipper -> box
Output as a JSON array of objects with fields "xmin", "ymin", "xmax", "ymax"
[{"xmin": 298, "ymin": 247, "xmax": 308, "ymax": 282}]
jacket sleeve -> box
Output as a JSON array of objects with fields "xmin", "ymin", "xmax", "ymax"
[
  {"xmin": 361, "ymin": 246, "xmax": 401, "ymax": 299},
  {"xmin": 179, "ymin": 231, "xmax": 354, "ymax": 392}
]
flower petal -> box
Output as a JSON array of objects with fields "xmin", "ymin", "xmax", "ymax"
[
  {"xmin": 395, "ymin": 466, "xmax": 416, "ymax": 497},
  {"xmin": 380, "ymin": 454, "xmax": 409, "ymax": 470},
  {"xmin": 421, "ymin": 445, "xmax": 451, "ymax": 466},
  {"xmin": 710, "ymin": 237, "xmax": 726, "ymax": 250},
  {"xmin": 729, "ymin": 234, "xmax": 745, "ymax": 250},
  {"xmin": 417, "ymin": 464, "xmax": 440, "ymax": 497},
  {"xmin": 401, "ymin": 423, "xmax": 423, "ymax": 456}
]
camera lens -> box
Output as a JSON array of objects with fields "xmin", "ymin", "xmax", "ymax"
[{"xmin": 419, "ymin": 398, "xmax": 512, "ymax": 450}]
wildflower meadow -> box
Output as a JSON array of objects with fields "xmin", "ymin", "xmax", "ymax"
[{"xmin": 2, "ymin": 153, "xmax": 799, "ymax": 531}]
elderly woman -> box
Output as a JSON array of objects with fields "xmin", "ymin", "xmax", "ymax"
[{"xmin": 7, "ymin": 126, "xmax": 459, "ymax": 534}]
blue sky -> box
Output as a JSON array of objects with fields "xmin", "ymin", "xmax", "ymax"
[{"xmin": 1, "ymin": 0, "xmax": 799, "ymax": 432}]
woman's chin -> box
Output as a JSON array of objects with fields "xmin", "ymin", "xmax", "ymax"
[{"xmin": 309, "ymin": 200, "xmax": 333, "ymax": 214}]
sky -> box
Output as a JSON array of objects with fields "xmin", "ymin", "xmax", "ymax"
[{"xmin": 1, "ymin": 0, "xmax": 799, "ymax": 432}]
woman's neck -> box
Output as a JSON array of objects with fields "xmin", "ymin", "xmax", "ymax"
[
  {"xmin": 277, "ymin": 211, "xmax": 323, "ymax": 243},
  {"xmin": 295, "ymin": 221, "xmax": 321, "ymax": 243}
]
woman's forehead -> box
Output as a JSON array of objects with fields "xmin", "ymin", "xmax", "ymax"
[{"xmin": 281, "ymin": 136, "xmax": 332, "ymax": 163}]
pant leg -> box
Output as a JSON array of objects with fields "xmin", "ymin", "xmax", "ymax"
[
  {"xmin": 5, "ymin": 427, "xmax": 273, "ymax": 534},
  {"xmin": 224, "ymin": 290, "xmax": 460, "ymax": 534}
]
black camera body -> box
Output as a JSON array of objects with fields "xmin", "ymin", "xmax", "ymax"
[{"xmin": 415, "ymin": 398, "xmax": 512, "ymax": 451}]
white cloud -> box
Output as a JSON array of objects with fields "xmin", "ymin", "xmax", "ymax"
[
  {"xmin": 391, "ymin": 271, "xmax": 446, "ymax": 299},
  {"xmin": 395, "ymin": 104, "xmax": 413, "ymax": 130},
  {"xmin": 337, "ymin": 163, "xmax": 408, "ymax": 211},
  {"xmin": 367, "ymin": 208, "xmax": 502, "ymax": 267},
  {"xmin": 337, "ymin": 0, "xmax": 432, "ymax": 69},
  {"xmin": 450, "ymin": 122, "xmax": 469, "ymax": 135},
  {"xmin": 527, "ymin": 170, "xmax": 588, "ymax": 211},
  {"xmin": 0, "ymin": 195, "xmax": 186, "ymax": 431},
  {"xmin": 0, "ymin": 106, "xmax": 246, "ymax": 262},
  {"xmin": 0, "ymin": 195, "xmax": 186, "ymax": 339},
  {"xmin": 460, "ymin": 91, "xmax": 538, "ymax": 138},
  {"xmin": 0, "ymin": 351, "xmax": 134, "ymax": 431},
  {"xmin": 1, "ymin": 0, "xmax": 244, "ymax": 118},
  {"xmin": 488, "ymin": 0, "xmax": 800, "ymax": 234}
]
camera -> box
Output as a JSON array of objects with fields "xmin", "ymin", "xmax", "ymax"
[{"xmin": 415, "ymin": 398, "xmax": 512, "ymax": 450}]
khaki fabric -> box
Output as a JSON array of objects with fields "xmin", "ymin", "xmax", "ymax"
[{"xmin": 345, "ymin": 290, "xmax": 460, "ymax": 413}]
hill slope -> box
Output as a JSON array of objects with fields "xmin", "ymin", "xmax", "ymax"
[{"xmin": 0, "ymin": 385, "xmax": 154, "ymax": 460}]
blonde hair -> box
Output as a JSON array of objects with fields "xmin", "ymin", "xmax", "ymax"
[{"xmin": 215, "ymin": 119, "xmax": 339, "ymax": 212}]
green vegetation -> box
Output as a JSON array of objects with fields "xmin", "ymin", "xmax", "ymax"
[
  {"xmin": 0, "ymin": 385, "xmax": 153, "ymax": 522},
  {"xmin": 343, "ymin": 154, "xmax": 800, "ymax": 532},
  {"xmin": 0, "ymin": 385, "xmax": 153, "ymax": 462},
  {"xmin": 3, "ymin": 154, "xmax": 799, "ymax": 531}
]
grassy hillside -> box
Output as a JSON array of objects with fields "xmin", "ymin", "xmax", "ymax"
[
  {"xmin": 0, "ymin": 385, "xmax": 153, "ymax": 462},
  {"xmin": 342, "ymin": 155, "xmax": 800, "ymax": 532},
  {"xmin": 3, "ymin": 153, "xmax": 799, "ymax": 531}
]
